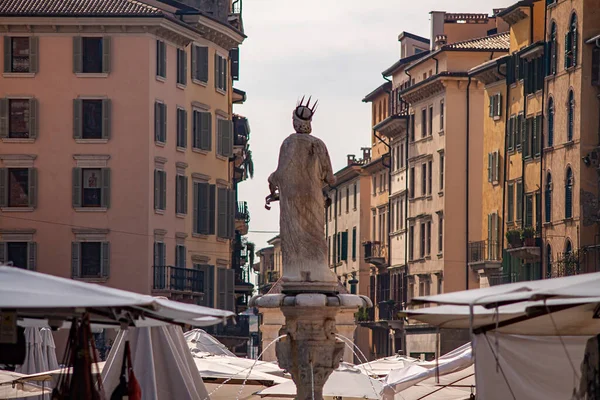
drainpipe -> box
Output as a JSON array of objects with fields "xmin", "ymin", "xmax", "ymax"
[
  {"xmin": 466, "ymin": 77, "xmax": 472, "ymax": 290},
  {"xmin": 529, "ymin": 5, "xmax": 534, "ymax": 44},
  {"xmin": 499, "ymin": 62, "xmax": 509, "ymax": 256},
  {"xmin": 334, "ymin": 187, "xmax": 339, "ymax": 275},
  {"xmin": 373, "ymin": 129, "xmax": 392, "ymax": 270},
  {"xmin": 540, "ymin": 2, "xmax": 548, "ymax": 279}
]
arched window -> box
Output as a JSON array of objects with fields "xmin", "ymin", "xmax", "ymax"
[
  {"xmin": 565, "ymin": 167, "xmax": 573, "ymax": 219},
  {"xmin": 565, "ymin": 239, "xmax": 572, "ymax": 255},
  {"xmin": 545, "ymin": 172, "xmax": 552, "ymax": 222},
  {"xmin": 547, "ymin": 97, "xmax": 554, "ymax": 146},
  {"xmin": 546, "ymin": 243, "xmax": 553, "ymax": 278},
  {"xmin": 567, "ymin": 90, "xmax": 575, "ymax": 142},
  {"xmin": 565, "ymin": 13, "xmax": 578, "ymax": 69},
  {"xmin": 549, "ymin": 22, "xmax": 557, "ymax": 75}
]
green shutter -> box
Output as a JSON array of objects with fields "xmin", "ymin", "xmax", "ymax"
[
  {"xmin": 161, "ymin": 171, "xmax": 166, "ymax": 210},
  {"xmin": 183, "ymin": 176, "xmax": 188, "ymax": 214},
  {"xmin": 572, "ymin": 28, "xmax": 578, "ymax": 67},
  {"xmin": 3, "ymin": 37, "xmax": 10, "ymax": 73},
  {"xmin": 27, "ymin": 242, "xmax": 36, "ymax": 271},
  {"xmin": 154, "ymin": 102, "xmax": 160, "ymax": 142},
  {"xmin": 102, "ymin": 36, "xmax": 111, "ymax": 74},
  {"xmin": 182, "ymin": 49, "xmax": 187, "ymax": 85},
  {"xmin": 0, "ymin": 98, "xmax": 8, "ymax": 138},
  {"xmin": 0, "ymin": 168, "xmax": 6, "ymax": 207},
  {"xmin": 101, "ymin": 242, "xmax": 110, "ymax": 278},
  {"xmin": 161, "ymin": 103, "xmax": 167, "ymax": 143},
  {"xmin": 488, "ymin": 153, "xmax": 492, "ymax": 182},
  {"xmin": 73, "ymin": 99, "xmax": 82, "ymax": 139},
  {"xmin": 487, "ymin": 214, "xmax": 492, "ymax": 244},
  {"xmin": 0, "ymin": 242, "xmax": 5, "ymax": 264},
  {"xmin": 222, "ymin": 56, "xmax": 227, "ymax": 91},
  {"xmin": 72, "ymin": 168, "xmax": 82, "ymax": 208},
  {"xmin": 532, "ymin": 117, "xmax": 537, "ymax": 157},
  {"xmin": 228, "ymin": 189, "xmax": 235, "ymax": 238},
  {"xmin": 198, "ymin": 183, "xmax": 210, "ymax": 234},
  {"xmin": 516, "ymin": 181, "xmax": 523, "ymax": 221},
  {"xmin": 352, "ymin": 227, "xmax": 357, "ymax": 260},
  {"xmin": 102, "ymin": 99, "xmax": 111, "ymax": 140},
  {"xmin": 29, "ymin": 37, "xmax": 38, "ymax": 73},
  {"xmin": 191, "ymin": 45, "xmax": 197, "ymax": 80},
  {"xmin": 209, "ymin": 185, "xmax": 216, "ymax": 235},
  {"xmin": 214, "ymin": 53, "xmax": 218, "ymax": 88},
  {"xmin": 564, "ymin": 32, "xmax": 570, "ymax": 69},
  {"xmin": 217, "ymin": 119, "xmax": 223, "ymax": 155},
  {"xmin": 217, "ymin": 187, "xmax": 228, "ymax": 238},
  {"xmin": 193, "ymin": 183, "xmax": 199, "ymax": 233},
  {"xmin": 200, "ymin": 112, "xmax": 212, "ymax": 150},
  {"xmin": 73, "ymin": 36, "xmax": 82, "ymax": 73},
  {"xmin": 161, "ymin": 41, "xmax": 166, "ymax": 78},
  {"xmin": 225, "ymin": 120, "xmax": 233, "ymax": 157},
  {"xmin": 154, "ymin": 169, "xmax": 160, "ymax": 209},
  {"xmin": 341, "ymin": 231, "xmax": 348, "ymax": 261},
  {"xmin": 28, "ymin": 167, "xmax": 37, "ymax": 208},
  {"xmin": 488, "ymin": 96, "xmax": 493, "ymax": 117},
  {"xmin": 507, "ymin": 183, "xmax": 514, "ymax": 223},
  {"xmin": 176, "ymin": 175, "xmax": 181, "ymax": 214},
  {"xmin": 101, "ymin": 168, "xmax": 110, "ymax": 208},
  {"xmin": 28, "ymin": 98, "xmax": 37, "ymax": 139},
  {"xmin": 71, "ymin": 242, "xmax": 80, "ymax": 278},
  {"xmin": 200, "ymin": 47, "xmax": 209, "ymax": 82},
  {"xmin": 496, "ymin": 94, "xmax": 502, "ymax": 117}
]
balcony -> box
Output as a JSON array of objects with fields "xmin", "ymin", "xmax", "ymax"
[
  {"xmin": 363, "ymin": 241, "xmax": 388, "ymax": 267},
  {"xmin": 548, "ymin": 251, "xmax": 581, "ymax": 278},
  {"xmin": 258, "ymin": 270, "xmax": 280, "ymax": 293},
  {"xmin": 152, "ymin": 265, "xmax": 203, "ymax": 300},
  {"xmin": 468, "ymin": 240, "xmax": 502, "ymax": 273},
  {"xmin": 235, "ymin": 201, "xmax": 250, "ymax": 235},
  {"xmin": 233, "ymin": 115, "xmax": 250, "ymax": 147},
  {"xmin": 505, "ymin": 229, "xmax": 541, "ymax": 261}
]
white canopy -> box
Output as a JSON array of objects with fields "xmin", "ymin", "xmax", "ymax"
[
  {"xmin": 15, "ymin": 328, "xmax": 48, "ymax": 376},
  {"xmin": 412, "ymin": 271, "xmax": 600, "ymax": 307},
  {"xmin": 102, "ymin": 325, "xmax": 209, "ymax": 400},
  {"xmin": 394, "ymin": 366, "xmax": 475, "ymax": 400},
  {"xmin": 184, "ymin": 329, "xmax": 235, "ymax": 357},
  {"xmin": 0, "ymin": 267, "xmax": 233, "ymax": 327},
  {"xmin": 39, "ymin": 328, "xmax": 59, "ymax": 372},
  {"xmin": 257, "ymin": 365, "xmax": 383, "ymax": 399},
  {"xmin": 0, "ymin": 371, "xmax": 49, "ymax": 399},
  {"xmin": 356, "ymin": 354, "xmax": 419, "ymax": 377},
  {"xmin": 193, "ymin": 356, "xmax": 289, "ymax": 386}
]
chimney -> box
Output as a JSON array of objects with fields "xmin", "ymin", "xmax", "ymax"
[
  {"xmin": 347, "ymin": 154, "xmax": 356, "ymax": 166},
  {"xmin": 361, "ymin": 147, "xmax": 372, "ymax": 162},
  {"xmin": 430, "ymin": 11, "xmax": 446, "ymax": 51},
  {"xmin": 434, "ymin": 34, "xmax": 447, "ymax": 50}
]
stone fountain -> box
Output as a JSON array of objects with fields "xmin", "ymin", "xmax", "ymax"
[{"xmin": 249, "ymin": 97, "xmax": 372, "ymax": 400}]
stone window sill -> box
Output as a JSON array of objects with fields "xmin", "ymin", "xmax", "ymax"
[
  {"xmin": 439, "ymin": 129, "xmax": 445, "ymax": 135},
  {"xmin": 192, "ymin": 233, "xmax": 209, "ymax": 239},
  {"xmin": 3, "ymin": 72, "xmax": 35, "ymax": 78},
  {"xmin": 74, "ymin": 207, "xmax": 107, "ymax": 212},
  {"xmin": 73, "ymin": 277, "xmax": 109, "ymax": 283},
  {"xmin": 438, "ymin": 191, "xmax": 444, "ymax": 197},
  {"xmin": 176, "ymin": 83, "xmax": 186, "ymax": 90},
  {"xmin": 216, "ymin": 154, "xmax": 228, "ymax": 161},
  {"xmin": 437, "ymin": 253, "xmax": 443, "ymax": 259},
  {"xmin": 216, "ymin": 88, "xmax": 226, "ymax": 96},
  {"xmin": 176, "ymin": 146, "xmax": 186, "ymax": 153},
  {"xmin": 192, "ymin": 148, "xmax": 210, "ymax": 155},
  {"xmin": 217, "ymin": 237, "xmax": 228, "ymax": 243},
  {"xmin": 75, "ymin": 139, "xmax": 109, "ymax": 144},
  {"xmin": 2, "ymin": 138, "xmax": 35, "ymax": 143},
  {"xmin": 155, "ymin": 141, "xmax": 166, "ymax": 147},
  {"xmin": 76, "ymin": 73, "xmax": 109, "ymax": 78},
  {"xmin": 192, "ymin": 79, "xmax": 208, "ymax": 87},
  {"xmin": 176, "ymin": 213, "xmax": 186, "ymax": 219},
  {"xmin": 156, "ymin": 75, "xmax": 166, "ymax": 83},
  {"xmin": 492, "ymin": 116, "xmax": 501, "ymax": 121},
  {"xmin": 154, "ymin": 209, "xmax": 165, "ymax": 215},
  {"xmin": 1, "ymin": 207, "xmax": 34, "ymax": 212}
]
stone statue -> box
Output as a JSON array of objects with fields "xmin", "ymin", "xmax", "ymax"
[{"xmin": 266, "ymin": 97, "xmax": 338, "ymax": 293}]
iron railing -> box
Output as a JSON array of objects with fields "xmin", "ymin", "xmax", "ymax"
[
  {"xmin": 548, "ymin": 251, "xmax": 581, "ymax": 278},
  {"xmin": 233, "ymin": 115, "xmax": 250, "ymax": 146},
  {"xmin": 468, "ymin": 240, "xmax": 500, "ymax": 263},
  {"xmin": 152, "ymin": 265, "xmax": 204, "ymax": 293},
  {"xmin": 236, "ymin": 201, "xmax": 250, "ymax": 223},
  {"xmin": 364, "ymin": 241, "xmax": 387, "ymax": 260},
  {"xmin": 488, "ymin": 272, "xmax": 518, "ymax": 286}
]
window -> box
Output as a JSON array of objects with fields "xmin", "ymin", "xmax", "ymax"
[
  {"xmin": 0, "ymin": 241, "xmax": 36, "ymax": 270},
  {"xmin": 488, "ymin": 151, "xmax": 500, "ymax": 182},
  {"xmin": 488, "ymin": 93, "xmax": 502, "ymax": 118},
  {"xmin": 72, "ymin": 168, "xmax": 110, "ymax": 208},
  {"xmin": 156, "ymin": 39, "xmax": 166, "ymax": 78},
  {"xmin": 372, "ymin": 175, "xmax": 377, "ymax": 196},
  {"xmin": 4, "ymin": 37, "xmax": 38, "ymax": 73},
  {"xmin": 175, "ymin": 245, "xmax": 186, "ymax": 268},
  {"xmin": 507, "ymin": 115, "xmax": 515, "ymax": 151},
  {"xmin": 419, "ymin": 222, "xmax": 425, "ymax": 258},
  {"xmin": 409, "ymin": 225, "xmax": 414, "ymax": 261},
  {"xmin": 73, "ymin": 99, "xmax": 110, "ymax": 140},
  {"xmin": 565, "ymin": 167, "xmax": 573, "ymax": 219},
  {"xmin": 153, "ymin": 241, "xmax": 166, "ymax": 268},
  {"xmin": 217, "ymin": 187, "xmax": 235, "ymax": 239},
  {"xmin": 564, "ymin": 14, "xmax": 578, "ymax": 69},
  {"xmin": 488, "ymin": 213, "xmax": 499, "ymax": 259},
  {"xmin": 525, "ymin": 194, "xmax": 534, "ymax": 227},
  {"xmin": 341, "ymin": 230, "xmax": 348, "ymax": 261},
  {"xmin": 176, "ymin": 48, "xmax": 187, "ymax": 85},
  {"xmin": 409, "ymin": 167, "xmax": 415, "ymax": 199},
  {"xmin": 426, "ymin": 221, "xmax": 431, "ymax": 256},
  {"xmin": 438, "ymin": 215, "xmax": 443, "ymax": 254},
  {"xmin": 533, "ymin": 115, "xmax": 542, "ymax": 157},
  {"xmin": 507, "ymin": 183, "xmax": 514, "ymax": 223},
  {"xmin": 516, "ymin": 113, "xmax": 523, "ymax": 152},
  {"xmin": 193, "ymin": 182, "xmax": 215, "ymax": 235},
  {"xmin": 547, "ymin": 98, "xmax": 554, "ymax": 147},
  {"xmin": 439, "ymin": 152, "xmax": 444, "ymax": 191},
  {"xmin": 1, "ymin": 98, "xmax": 38, "ymax": 139},
  {"xmin": 217, "ymin": 119, "xmax": 233, "ymax": 157},
  {"xmin": 0, "ymin": 168, "xmax": 36, "ymax": 208},
  {"xmin": 545, "ymin": 173, "xmax": 552, "ymax": 223},
  {"xmin": 516, "ymin": 181, "xmax": 523, "ymax": 222},
  {"xmin": 567, "ymin": 90, "xmax": 575, "ymax": 142},
  {"xmin": 176, "ymin": 174, "xmax": 188, "ymax": 215},
  {"xmin": 546, "ymin": 244, "xmax": 552, "ymax": 276},
  {"xmin": 154, "ymin": 102, "xmax": 167, "ymax": 144},
  {"xmin": 353, "ymin": 183, "xmax": 357, "ymax": 209},
  {"xmin": 428, "ymin": 105, "xmax": 433, "ymax": 136},
  {"xmin": 565, "ymin": 239, "xmax": 573, "ymax": 255},
  {"xmin": 352, "ymin": 227, "xmax": 357, "ymax": 260},
  {"xmin": 191, "ymin": 45, "xmax": 209, "ymax": 83},
  {"xmin": 409, "ymin": 113, "xmax": 415, "ymax": 142},
  {"xmin": 338, "ymin": 192, "xmax": 342, "ymax": 215},
  {"xmin": 439, "ymin": 99, "xmax": 444, "ymax": 130},
  {"xmin": 427, "ymin": 160, "xmax": 432, "ymax": 195},
  {"xmin": 536, "ymin": 191, "xmax": 541, "ymax": 232},
  {"xmin": 548, "ymin": 22, "xmax": 557, "ymax": 75},
  {"xmin": 346, "ymin": 187, "xmax": 350, "ymax": 212},
  {"xmin": 154, "ymin": 169, "xmax": 167, "ymax": 211},
  {"xmin": 523, "ymin": 117, "xmax": 532, "ymax": 158},
  {"xmin": 193, "ymin": 110, "xmax": 212, "ymax": 151},
  {"xmin": 215, "ymin": 53, "xmax": 227, "ymax": 91},
  {"xmin": 421, "ymin": 108, "xmax": 427, "ymax": 138},
  {"xmin": 372, "ymin": 209, "xmax": 376, "ymax": 241},
  {"xmin": 421, "ymin": 163, "xmax": 427, "ymax": 196},
  {"xmin": 72, "ymin": 241, "xmax": 110, "ymax": 279},
  {"xmin": 176, "ymin": 108, "xmax": 187, "ymax": 149}
]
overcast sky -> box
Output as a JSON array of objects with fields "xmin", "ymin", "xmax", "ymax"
[{"xmin": 234, "ymin": 0, "xmax": 515, "ymax": 261}]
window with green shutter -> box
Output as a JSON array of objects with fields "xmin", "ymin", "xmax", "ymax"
[
  {"xmin": 0, "ymin": 241, "xmax": 36, "ymax": 270},
  {"xmin": 154, "ymin": 102, "xmax": 167, "ymax": 144},
  {"xmin": 72, "ymin": 167, "xmax": 110, "ymax": 209},
  {"xmin": 507, "ymin": 115, "xmax": 514, "ymax": 151},
  {"xmin": 567, "ymin": 90, "xmax": 575, "ymax": 142},
  {"xmin": 341, "ymin": 230, "xmax": 348, "ymax": 261},
  {"xmin": 156, "ymin": 40, "xmax": 166, "ymax": 78},
  {"xmin": 352, "ymin": 227, "xmax": 357, "ymax": 260},
  {"xmin": 507, "ymin": 183, "xmax": 514, "ymax": 223},
  {"xmin": 565, "ymin": 167, "xmax": 573, "ymax": 219},
  {"xmin": 191, "ymin": 45, "xmax": 209, "ymax": 83},
  {"xmin": 192, "ymin": 110, "xmax": 212, "ymax": 151},
  {"xmin": 73, "ymin": 98, "xmax": 111, "ymax": 140},
  {"xmin": 176, "ymin": 48, "xmax": 187, "ymax": 85},
  {"xmin": 175, "ymin": 245, "xmax": 186, "ymax": 268},
  {"xmin": 176, "ymin": 108, "xmax": 187, "ymax": 149},
  {"xmin": 214, "ymin": 54, "xmax": 227, "ymax": 91},
  {"xmin": 217, "ymin": 188, "xmax": 229, "ymax": 238},
  {"xmin": 176, "ymin": 174, "xmax": 188, "ymax": 215},
  {"xmin": 523, "ymin": 116, "xmax": 531, "ymax": 158},
  {"xmin": 73, "ymin": 36, "xmax": 110, "ymax": 74},
  {"xmin": 229, "ymin": 48, "xmax": 239, "ymax": 81},
  {"xmin": 153, "ymin": 241, "xmax": 166, "ymax": 267},
  {"xmin": 516, "ymin": 181, "xmax": 523, "ymax": 222},
  {"xmin": 195, "ymin": 264, "xmax": 215, "ymax": 307},
  {"xmin": 4, "ymin": 36, "xmax": 38, "ymax": 74},
  {"xmin": 154, "ymin": 169, "xmax": 166, "ymax": 211},
  {"xmin": 0, "ymin": 98, "xmax": 38, "ymax": 140},
  {"xmin": 72, "ymin": 241, "xmax": 110, "ymax": 279},
  {"xmin": 525, "ymin": 194, "xmax": 533, "ymax": 227},
  {"xmin": 217, "ymin": 119, "xmax": 233, "ymax": 157}
]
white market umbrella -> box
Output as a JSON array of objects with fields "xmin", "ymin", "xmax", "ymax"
[
  {"xmin": 39, "ymin": 328, "xmax": 58, "ymax": 371},
  {"xmin": 356, "ymin": 354, "xmax": 419, "ymax": 377},
  {"xmin": 394, "ymin": 366, "xmax": 475, "ymax": 400},
  {"xmin": 257, "ymin": 365, "xmax": 383, "ymax": 399},
  {"xmin": 15, "ymin": 328, "xmax": 48, "ymax": 375},
  {"xmin": 102, "ymin": 325, "xmax": 209, "ymax": 400},
  {"xmin": 0, "ymin": 370, "xmax": 49, "ymax": 399},
  {"xmin": 184, "ymin": 329, "xmax": 235, "ymax": 357},
  {"xmin": 194, "ymin": 356, "xmax": 289, "ymax": 385}
]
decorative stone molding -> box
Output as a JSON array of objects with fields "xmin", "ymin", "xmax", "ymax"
[
  {"xmin": 73, "ymin": 154, "xmax": 110, "ymax": 168},
  {"xmin": 0, "ymin": 228, "xmax": 36, "ymax": 242},
  {"xmin": 192, "ymin": 172, "xmax": 211, "ymax": 182},
  {"xmin": 72, "ymin": 228, "xmax": 109, "ymax": 241},
  {"xmin": 216, "ymin": 258, "xmax": 229, "ymax": 266},
  {"xmin": 153, "ymin": 229, "xmax": 167, "ymax": 241},
  {"xmin": 0, "ymin": 154, "xmax": 37, "ymax": 167},
  {"xmin": 175, "ymin": 232, "xmax": 187, "ymax": 245},
  {"xmin": 154, "ymin": 156, "xmax": 168, "ymax": 169},
  {"xmin": 191, "ymin": 254, "xmax": 210, "ymax": 264},
  {"xmin": 216, "ymin": 179, "xmax": 230, "ymax": 188},
  {"xmin": 175, "ymin": 162, "xmax": 188, "ymax": 174},
  {"xmin": 191, "ymin": 101, "xmax": 211, "ymax": 111},
  {"xmin": 215, "ymin": 109, "xmax": 229, "ymax": 119}
]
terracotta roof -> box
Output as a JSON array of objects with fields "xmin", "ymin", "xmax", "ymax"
[
  {"xmin": 0, "ymin": 0, "xmax": 164, "ymax": 17},
  {"xmin": 443, "ymin": 32, "xmax": 510, "ymax": 51},
  {"xmin": 266, "ymin": 278, "xmax": 349, "ymax": 295}
]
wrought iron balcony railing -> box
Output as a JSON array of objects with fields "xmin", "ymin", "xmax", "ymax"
[
  {"xmin": 236, "ymin": 201, "xmax": 250, "ymax": 223},
  {"xmin": 152, "ymin": 265, "xmax": 204, "ymax": 294},
  {"xmin": 468, "ymin": 240, "xmax": 500, "ymax": 264}
]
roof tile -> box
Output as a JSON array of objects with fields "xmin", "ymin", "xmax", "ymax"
[
  {"xmin": 0, "ymin": 0, "xmax": 163, "ymax": 17},
  {"xmin": 443, "ymin": 32, "xmax": 510, "ymax": 51}
]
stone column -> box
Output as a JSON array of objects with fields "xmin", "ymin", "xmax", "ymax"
[
  {"xmin": 335, "ymin": 308, "xmax": 359, "ymax": 363},
  {"xmin": 258, "ymin": 308, "xmax": 284, "ymax": 362}
]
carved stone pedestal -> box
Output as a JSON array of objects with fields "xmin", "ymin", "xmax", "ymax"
[{"xmin": 250, "ymin": 293, "xmax": 373, "ymax": 400}]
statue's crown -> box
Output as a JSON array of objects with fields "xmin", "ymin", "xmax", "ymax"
[{"xmin": 294, "ymin": 95, "xmax": 318, "ymax": 121}]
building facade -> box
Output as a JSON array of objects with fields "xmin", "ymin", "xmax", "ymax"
[{"xmin": 0, "ymin": 0, "xmax": 252, "ymax": 317}]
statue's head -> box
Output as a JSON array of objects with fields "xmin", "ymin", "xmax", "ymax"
[{"xmin": 293, "ymin": 96, "xmax": 318, "ymax": 134}]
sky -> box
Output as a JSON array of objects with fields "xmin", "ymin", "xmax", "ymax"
[{"xmin": 234, "ymin": 0, "xmax": 515, "ymax": 263}]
